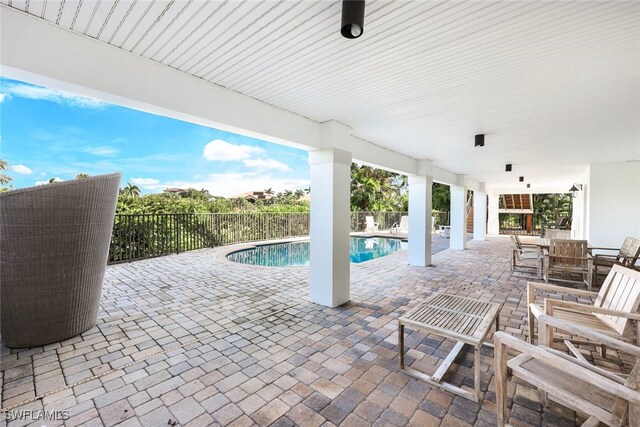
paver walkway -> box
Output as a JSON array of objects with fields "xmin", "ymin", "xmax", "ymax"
[{"xmin": 0, "ymin": 237, "xmax": 631, "ymax": 426}]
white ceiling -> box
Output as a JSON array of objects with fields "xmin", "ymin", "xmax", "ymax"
[{"xmin": 3, "ymin": 0, "xmax": 639, "ymax": 188}]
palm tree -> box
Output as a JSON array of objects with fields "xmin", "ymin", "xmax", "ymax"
[
  {"xmin": 75, "ymin": 173, "xmax": 90, "ymax": 179},
  {"xmin": 122, "ymin": 182, "xmax": 141, "ymax": 198},
  {"xmin": 48, "ymin": 177, "xmax": 58, "ymax": 184},
  {"xmin": 0, "ymin": 159, "xmax": 12, "ymax": 187}
]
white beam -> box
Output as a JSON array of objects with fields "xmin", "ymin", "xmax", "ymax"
[
  {"xmin": 473, "ymin": 191, "xmax": 487, "ymax": 240},
  {"xmin": 450, "ymin": 185, "xmax": 468, "ymax": 250},
  {"xmin": 309, "ymin": 148, "xmax": 351, "ymax": 307},
  {"xmin": 408, "ymin": 174, "xmax": 433, "ymax": 266},
  {"xmin": 488, "ymin": 194, "xmax": 500, "ymax": 235},
  {"xmin": 1, "ymin": 6, "xmax": 429, "ymax": 177}
]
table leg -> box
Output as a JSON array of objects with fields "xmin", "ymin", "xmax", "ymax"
[
  {"xmin": 474, "ymin": 346, "xmax": 481, "ymax": 400},
  {"xmin": 398, "ymin": 323, "xmax": 405, "ymax": 369}
]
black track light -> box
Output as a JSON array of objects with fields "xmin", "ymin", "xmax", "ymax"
[
  {"xmin": 474, "ymin": 134, "xmax": 484, "ymax": 147},
  {"xmin": 341, "ymin": 0, "xmax": 365, "ymax": 39},
  {"xmin": 505, "ymin": 164, "xmax": 512, "ymax": 172},
  {"xmin": 519, "ymin": 176, "xmax": 524, "ymax": 182}
]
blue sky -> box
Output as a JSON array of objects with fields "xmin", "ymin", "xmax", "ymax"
[{"xmin": 0, "ymin": 76, "xmax": 309, "ymax": 196}]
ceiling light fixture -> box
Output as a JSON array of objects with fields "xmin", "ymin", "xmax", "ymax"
[
  {"xmin": 519, "ymin": 176, "xmax": 524, "ymax": 182},
  {"xmin": 475, "ymin": 134, "xmax": 484, "ymax": 147},
  {"xmin": 341, "ymin": 0, "xmax": 365, "ymax": 39},
  {"xmin": 569, "ymin": 183, "xmax": 582, "ymax": 198},
  {"xmin": 505, "ymin": 164, "xmax": 512, "ymax": 172}
]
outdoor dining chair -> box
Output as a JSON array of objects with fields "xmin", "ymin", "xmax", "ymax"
[
  {"xmin": 544, "ymin": 239, "xmax": 592, "ymax": 290},
  {"xmin": 494, "ymin": 313, "xmax": 640, "ymax": 427},
  {"xmin": 509, "ymin": 235, "xmax": 539, "ymax": 275},
  {"xmin": 527, "ymin": 265, "xmax": 640, "ymax": 358}
]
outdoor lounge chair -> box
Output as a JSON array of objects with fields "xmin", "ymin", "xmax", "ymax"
[
  {"xmin": 510, "ymin": 235, "xmax": 539, "ymax": 275},
  {"xmin": 544, "ymin": 239, "xmax": 592, "ymax": 290},
  {"xmin": 494, "ymin": 313, "xmax": 640, "ymax": 427},
  {"xmin": 593, "ymin": 236, "xmax": 640, "ymax": 281},
  {"xmin": 527, "ymin": 265, "xmax": 640, "ymax": 356},
  {"xmin": 1, "ymin": 173, "xmax": 121, "ymax": 347},
  {"xmin": 391, "ymin": 215, "xmax": 408, "ymax": 234},
  {"xmin": 365, "ymin": 215, "xmax": 379, "ymax": 232}
]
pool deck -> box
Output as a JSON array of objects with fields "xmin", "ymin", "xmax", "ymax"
[{"xmin": 1, "ymin": 236, "xmax": 630, "ymax": 426}]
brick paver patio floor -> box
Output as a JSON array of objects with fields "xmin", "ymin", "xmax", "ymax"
[{"xmin": 1, "ymin": 237, "xmax": 633, "ymax": 426}]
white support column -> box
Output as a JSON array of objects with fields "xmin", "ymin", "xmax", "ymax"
[
  {"xmin": 408, "ymin": 174, "xmax": 433, "ymax": 266},
  {"xmin": 487, "ymin": 194, "xmax": 500, "ymax": 235},
  {"xmin": 450, "ymin": 185, "xmax": 467, "ymax": 250},
  {"xmin": 309, "ymin": 148, "xmax": 352, "ymax": 307},
  {"xmin": 473, "ymin": 190, "xmax": 487, "ymax": 240}
]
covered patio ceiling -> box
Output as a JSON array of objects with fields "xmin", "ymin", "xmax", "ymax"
[{"xmin": 2, "ymin": 0, "xmax": 639, "ymax": 190}]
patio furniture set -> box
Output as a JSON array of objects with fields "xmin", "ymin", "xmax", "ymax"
[
  {"xmin": 510, "ymin": 234, "xmax": 640, "ymax": 291},
  {"xmin": 399, "ymin": 263, "xmax": 640, "ymax": 426}
]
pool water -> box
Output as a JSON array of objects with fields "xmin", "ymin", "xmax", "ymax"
[{"xmin": 226, "ymin": 236, "xmax": 408, "ymax": 267}]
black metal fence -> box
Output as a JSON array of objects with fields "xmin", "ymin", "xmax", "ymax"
[
  {"xmin": 108, "ymin": 211, "xmax": 453, "ymax": 264},
  {"xmin": 498, "ymin": 212, "xmax": 568, "ymax": 236}
]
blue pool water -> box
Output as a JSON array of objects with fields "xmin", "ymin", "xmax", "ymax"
[{"xmin": 227, "ymin": 236, "xmax": 408, "ymax": 267}]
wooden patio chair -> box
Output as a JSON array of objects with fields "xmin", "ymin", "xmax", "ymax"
[
  {"xmin": 510, "ymin": 235, "xmax": 539, "ymax": 274},
  {"xmin": 527, "ymin": 265, "xmax": 640, "ymax": 356},
  {"xmin": 593, "ymin": 236, "xmax": 640, "ymax": 281},
  {"xmin": 544, "ymin": 239, "xmax": 593, "ymax": 290},
  {"xmin": 494, "ymin": 314, "xmax": 640, "ymax": 427}
]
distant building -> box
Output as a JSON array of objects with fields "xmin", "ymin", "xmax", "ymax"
[
  {"xmin": 232, "ymin": 191, "xmax": 273, "ymax": 204},
  {"xmin": 163, "ymin": 187, "xmax": 189, "ymax": 196}
]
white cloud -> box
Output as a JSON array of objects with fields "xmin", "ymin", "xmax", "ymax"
[
  {"xmin": 1, "ymin": 83, "xmax": 107, "ymax": 109},
  {"xmin": 203, "ymin": 139, "xmax": 264, "ymax": 161},
  {"xmin": 242, "ymin": 158, "xmax": 291, "ymax": 172},
  {"xmin": 0, "ymin": 93, "xmax": 8, "ymax": 103},
  {"xmin": 86, "ymin": 146, "xmax": 119, "ymax": 156},
  {"xmin": 11, "ymin": 164, "xmax": 33, "ymax": 175},
  {"xmin": 131, "ymin": 177, "xmax": 160, "ymax": 188}
]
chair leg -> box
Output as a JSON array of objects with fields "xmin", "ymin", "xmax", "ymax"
[
  {"xmin": 494, "ymin": 338, "xmax": 508, "ymax": 427},
  {"xmin": 528, "ymin": 310, "xmax": 535, "ymax": 344}
]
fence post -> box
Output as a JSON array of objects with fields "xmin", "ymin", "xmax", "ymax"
[{"xmin": 175, "ymin": 215, "xmax": 180, "ymax": 254}]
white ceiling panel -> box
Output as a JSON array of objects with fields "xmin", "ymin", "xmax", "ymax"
[{"xmin": 3, "ymin": 0, "xmax": 638, "ymax": 188}]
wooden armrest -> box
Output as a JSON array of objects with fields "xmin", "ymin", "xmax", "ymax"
[
  {"xmin": 538, "ymin": 312, "xmax": 640, "ymax": 357},
  {"xmin": 549, "ymin": 255, "xmax": 593, "ymax": 261},
  {"xmin": 528, "ymin": 303, "xmax": 544, "ymax": 319},
  {"xmin": 590, "ymin": 247, "xmax": 621, "ymax": 252},
  {"xmin": 527, "ymin": 282, "xmax": 597, "ymax": 304},
  {"xmin": 545, "ymin": 299, "xmax": 640, "ymax": 321},
  {"xmin": 493, "ymin": 331, "xmax": 640, "ymax": 404}
]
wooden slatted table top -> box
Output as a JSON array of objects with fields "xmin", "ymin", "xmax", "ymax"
[{"xmin": 399, "ymin": 293, "xmax": 502, "ymax": 346}]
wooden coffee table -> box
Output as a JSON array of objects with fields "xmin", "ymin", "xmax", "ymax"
[{"xmin": 398, "ymin": 293, "xmax": 502, "ymax": 402}]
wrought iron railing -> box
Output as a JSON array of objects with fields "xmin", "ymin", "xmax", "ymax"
[
  {"xmin": 108, "ymin": 211, "xmax": 452, "ymax": 264},
  {"xmin": 498, "ymin": 212, "xmax": 569, "ymax": 236},
  {"xmin": 108, "ymin": 211, "xmax": 453, "ymax": 264}
]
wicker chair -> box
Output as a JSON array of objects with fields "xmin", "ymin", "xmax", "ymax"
[
  {"xmin": 592, "ymin": 236, "xmax": 640, "ymax": 281},
  {"xmin": 1, "ymin": 173, "xmax": 121, "ymax": 347}
]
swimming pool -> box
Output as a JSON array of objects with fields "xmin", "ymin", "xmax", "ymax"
[{"xmin": 226, "ymin": 236, "xmax": 408, "ymax": 267}]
